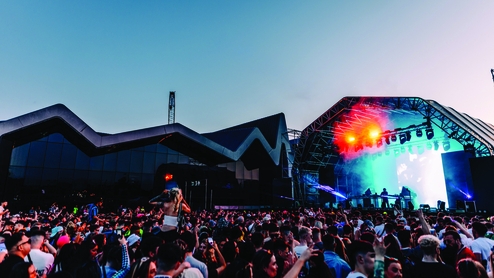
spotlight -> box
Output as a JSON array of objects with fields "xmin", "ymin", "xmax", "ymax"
[
  {"xmin": 426, "ymin": 127, "xmax": 434, "ymax": 140},
  {"xmin": 391, "ymin": 134, "xmax": 397, "ymax": 142},
  {"xmin": 416, "ymin": 129, "xmax": 423, "ymax": 137},
  {"xmin": 399, "ymin": 133, "xmax": 407, "ymax": 144},
  {"xmin": 385, "ymin": 136, "xmax": 391, "ymax": 145},
  {"xmin": 376, "ymin": 138, "xmax": 383, "ymax": 148},
  {"xmin": 405, "ymin": 131, "xmax": 412, "ymax": 141},
  {"xmin": 433, "ymin": 141, "xmax": 439, "ymax": 151},
  {"xmin": 443, "ymin": 141, "xmax": 450, "ymax": 151}
]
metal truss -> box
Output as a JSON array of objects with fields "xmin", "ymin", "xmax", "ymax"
[{"xmin": 291, "ymin": 97, "xmax": 494, "ymax": 206}]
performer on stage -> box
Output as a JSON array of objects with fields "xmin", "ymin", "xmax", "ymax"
[{"xmin": 380, "ymin": 188, "xmax": 389, "ymax": 209}]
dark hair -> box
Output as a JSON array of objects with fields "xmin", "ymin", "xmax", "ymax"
[
  {"xmin": 178, "ymin": 231, "xmax": 196, "ymax": 252},
  {"xmin": 128, "ymin": 258, "xmax": 155, "ymax": 278},
  {"xmin": 140, "ymin": 236, "xmax": 163, "ymax": 257},
  {"xmin": 322, "ymin": 234, "xmax": 335, "ymax": 251},
  {"xmin": 360, "ymin": 232, "xmax": 375, "ymax": 244},
  {"xmin": 222, "ymin": 240, "xmax": 238, "ymax": 263},
  {"xmin": 156, "ymin": 243, "xmax": 183, "ymax": 272},
  {"xmin": 306, "ymin": 250, "xmax": 334, "ymax": 278},
  {"xmin": 50, "ymin": 243, "xmax": 78, "ymax": 275},
  {"xmin": 456, "ymin": 258, "xmax": 480, "ymax": 278},
  {"xmin": 349, "ymin": 240, "xmax": 374, "ymax": 267},
  {"xmin": 4, "ymin": 233, "xmax": 23, "ymax": 251},
  {"xmin": 472, "ymin": 222, "xmax": 488, "ymax": 237},
  {"xmin": 75, "ymin": 260, "xmax": 101, "ymax": 278},
  {"xmin": 383, "ymin": 234, "xmax": 403, "ymax": 262},
  {"xmin": 252, "ymin": 249, "xmax": 274, "ymax": 278},
  {"xmin": 443, "ymin": 230, "xmax": 461, "ymax": 241},
  {"xmin": 251, "ymin": 232, "xmax": 264, "ymax": 249}
]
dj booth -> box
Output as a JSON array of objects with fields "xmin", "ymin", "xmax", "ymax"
[{"xmin": 347, "ymin": 194, "xmax": 412, "ymax": 209}]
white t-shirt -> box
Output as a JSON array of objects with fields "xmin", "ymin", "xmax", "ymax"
[
  {"xmin": 25, "ymin": 249, "xmax": 54, "ymax": 276},
  {"xmin": 177, "ymin": 268, "xmax": 204, "ymax": 278},
  {"xmin": 294, "ymin": 244, "xmax": 308, "ymax": 258},
  {"xmin": 470, "ymin": 237, "xmax": 494, "ymax": 271},
  {"xmin": 346, "ymin": 271, "xmax": 367, "ymax": 278}
]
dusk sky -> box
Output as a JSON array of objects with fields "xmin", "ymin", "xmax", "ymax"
[{"xmin": 1, "ymin": 1, "xmax": 494, "ymax": 134}]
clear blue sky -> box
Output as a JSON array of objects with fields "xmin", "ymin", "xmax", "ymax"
[{"xmin": 1, "ymin": 1, "xmax": 494, "ymax": 134}]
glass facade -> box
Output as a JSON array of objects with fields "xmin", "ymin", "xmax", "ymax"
[{"xmin": 8, "ymin": 133, "xmax": 192, "ymax": 191}]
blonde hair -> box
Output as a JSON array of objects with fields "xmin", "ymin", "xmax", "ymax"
[{"xmin": 169, "ymin": 188, "xmax": 182, "ymax": 212}]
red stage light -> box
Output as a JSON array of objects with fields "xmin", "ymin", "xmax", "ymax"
[{"xmin": 164, "ymin": 173, "xmax": 173, "ymax": 181}]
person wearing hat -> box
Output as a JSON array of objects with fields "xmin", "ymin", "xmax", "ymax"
[{"xmin": 0, "ymin": 233, "xmax": 32, "ymax": 276}]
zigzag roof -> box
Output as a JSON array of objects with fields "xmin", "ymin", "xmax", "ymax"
[{"xmin": 0, "ymin": 104, "xmax": 290, "ymax": 169}]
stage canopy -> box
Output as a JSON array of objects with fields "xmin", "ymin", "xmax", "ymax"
[{"xmin": 292, "ymin": 97, "xmax": 494, "ymax": 209}]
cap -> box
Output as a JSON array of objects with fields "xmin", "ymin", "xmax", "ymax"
[
  {"xmin": 127, "ymin": 234, "xmax": 141, "ymax": 246},
  {"xmin": 51, "ymin": 226, "xmax": 63, "ymax": 238}
]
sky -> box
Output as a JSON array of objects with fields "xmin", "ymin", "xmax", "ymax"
[{"xmin": 1, "ymin": 1, "xmax": 494, "ymax": 134}]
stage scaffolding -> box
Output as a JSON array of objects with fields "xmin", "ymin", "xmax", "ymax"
[{"xmin": 291, "ymin": 97, "xmax": 494, "ymax": 206}]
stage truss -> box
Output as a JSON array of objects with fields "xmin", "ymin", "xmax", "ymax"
[{"xmin": 291, "ymin": 97, "xmax": 494, "ymax": 206}]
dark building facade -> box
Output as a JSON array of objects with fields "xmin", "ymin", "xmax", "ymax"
[{"xmin": 0, "ymin": 104, "xmax": 292, "ymax": 211}]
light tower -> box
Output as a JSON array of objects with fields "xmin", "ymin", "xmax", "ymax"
[{"xmin": 168, "ymin": 91, "xmax": 175, "ymax": 124}]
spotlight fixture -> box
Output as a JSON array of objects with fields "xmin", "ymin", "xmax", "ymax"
[
  {"xmin": 391, "ymin": 134, "xmax": 397, "ymax": 142},
  {"xmin": 416, "ymin": 129, "xmax": 423, "ymax": 137},
  {"xmin": 376, "ymin": 138, "xmax": 383, "ymax": 148},
  {"xmin": 426, "ymin": 127, "xmax": 434, "ymax": 140},
  {"xmin": 385, "ymin": 136, "xmax": 391, "ymax": 145},
  {"xmin": 399, "ymin": 133, "xmax": 407, "ymax": 144},
  {"xmin": 443, "ymin": 141, "xmax": 450, "ymax": 151},
  {"xmin": 405, "ymin": 131, "xmax": 412, "ymax": 141}
]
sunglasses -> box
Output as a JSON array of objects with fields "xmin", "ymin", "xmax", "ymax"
[{"xmin": 16, "ymin": 239, "xmax": 31, "ymax": 248}]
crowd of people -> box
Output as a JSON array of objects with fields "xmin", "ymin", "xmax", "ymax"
[{"xmin": 0, "ymin": 188, "xmax": 494, "ymax": 278}]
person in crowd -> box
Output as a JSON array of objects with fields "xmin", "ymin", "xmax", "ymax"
[
  {"xmin": 87, "ymin": 200, "xmax": 103, "ymax": 223},
  {"xmin": 384, "ymin": 256, "xmax": 403, "ymax": 278},
  {"xmin": 49, "ymin": 242, "xmax": 79, "ymax": 275},
  {"xmin": 252, "ymin": 249, "xmax": 278, "ymax": 278},
  {"xmin": 456, "ymin": 258, "xmax": 486, "ymax": 278},
  {"xmin": 322, "ymin": 234, "xmax": 351, "ymax": 278},
  {"xmin": 374, "ymin": 216, "xmax": 385, "ymax": 238},
  {"xmin": 441, "ymin": 230, "xmax": 476, "ymax": 267},
  {"xmin": 346, "ymin": 240, "xmax": 385, "ymax": 278},
  {"xmin": 74, "ymin": 260, "xmax": 101, "ymax": 278},
  {"xmin": 280, "ymin": 226, "xmax": 299, "ymax": 253},
  {"xmin": 126, "ymin": 257, "xmax": 157, "ymax": 278},
  {"xmin": 25, "ymin": 230, "xmax": 55, "ymax": 277},
  {"xmin": 293, "ymin": 226, "xmax": 312, "ymax": 258},
  {"xmin": 149, "ymin": 187, "xmax": 191, "ymax": 242},
  {"xmin": 9, "ymin": 261, "xmax": 37, "ymax": 278},
  {"xmin": 0, "ymin": 233, "xmax": 32, "ymax": 276},
  {"xmin": 383, "ymin": 234, "xmax": 404, "ymax": 263},
  {"xmin": 471, "ymin": 222, "xmax": 494, "ymax": 271},
  {"xmin": 202, "ymin": 241, "xmax": 227, "ymax": 278},
  {"xmin": 101, "ymin": 236, "xmax": 130, "ymax": 278},
  {"xmin": 0, "ymin": 201, "xmax": 9, "ymax": 221},
  {"xmin": 312, "ymin": 227, "xmax": 323, "ymax": 250},
  {"xmin": 270, "ymin": 239, "xmax": 291, "ymax": 278},
  {"xmin": 178, "ymin": 231, "xmax": 208, "ymax": 278},
  {"xmin": 412, "ymin": 234, "xmax": 456, "ymax": 277}
]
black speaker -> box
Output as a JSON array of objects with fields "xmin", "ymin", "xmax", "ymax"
[{"xmin": 407, "ymin": 201, "xmax": 414, "ymax": 211}]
